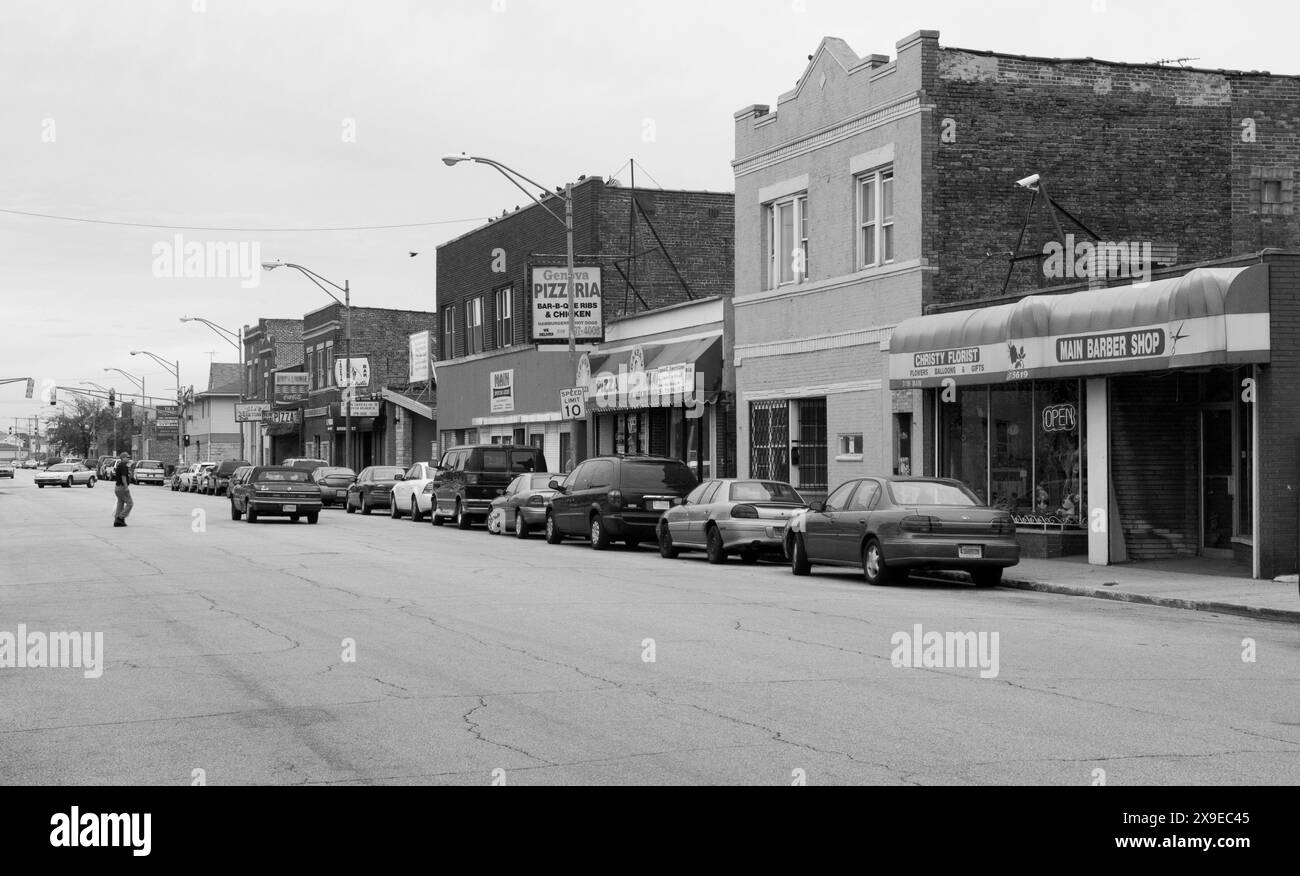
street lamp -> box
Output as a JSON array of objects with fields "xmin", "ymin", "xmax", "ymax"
[
  {"xmin": 103, "ymin": 367, "xmax": 145, "ymax": 401},
  {"xmin": 442, "ymin": 153, "xmax": 579, "ymax": 369},
  {"xmin": 181, "ymin": 316, "xmax": 246, "ymax": 461},
  {"xmin": 130, "ymin": 351, "xmax": 181, "ymax": 470},
  {"xmin": 261, "ymin": 261, "xmax": 352, "ymax": 470}
]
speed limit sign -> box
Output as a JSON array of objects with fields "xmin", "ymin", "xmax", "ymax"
[{"xmin": 559, "ymin": 388, "xmax": 586, "ymax": 420}]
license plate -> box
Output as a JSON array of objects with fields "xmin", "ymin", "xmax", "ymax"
[
  {"xmin": 336, "ymin": 490, "xmax": 347, "ymax": 497},
  {"xmin": 959, "ymin": 545, "xmax": 984, "ymax": 559},
  {"xmin": 650, "ymin": 500, "xmax": 669, "ymax": 511},
  {"xmin": 284, "ymin": 505, "xmax": 297, "ymax": 513}
]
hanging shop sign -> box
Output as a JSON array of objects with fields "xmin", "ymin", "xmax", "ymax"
[
  {"xmin": 409, "ymin": 331, "xmax": 433, "ymax": 383},
  {"xmin": 274, "ymin": 372, "xmax": 309, "ymax": 404},
  {"xmin": 531, "ymin": 266, "xmax": 603, "ymax": 342},
  {"xmin": 334, "ymin": 358, "xmax": 371, "ymax": 388},
  {"xmin": 266, "ymin": 409, "xmax": 301, "ymax": 425},
  {"xmin": 235, "ymin": 403, "xmax": 272, "ymax": 423},
  {"xmin": 343, "ymin": 401, "xmax": 381, "ymax": 418}
]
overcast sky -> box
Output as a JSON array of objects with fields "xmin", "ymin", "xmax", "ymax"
[{"xmin": 2, "ymin": 0, "xmax": 1296, "ymax": 430}]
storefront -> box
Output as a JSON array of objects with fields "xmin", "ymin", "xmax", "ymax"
[{"xmin": 890, "ymin": 263, "xmax": 1278, "ymax": 577}]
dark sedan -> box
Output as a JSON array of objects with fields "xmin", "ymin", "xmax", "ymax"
[
  {"xmin": 345, "ymin": 466, "xmax": 405, "ymax": 515},
  {"xmin": 312, "ymin": 467, "xmax": 357, "ymax": 508},
  {"xmin": 229, "ymin": 466, "xmax": 322, "ymax": 524},
  {"xmin": 784, "ymin": 476, "xmax": 1019, "ymax": 587}
]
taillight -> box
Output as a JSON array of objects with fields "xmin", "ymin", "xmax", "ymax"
[
  {"xmin": 900, "ymin": 515, "xmax": 935, "ymax": 533},
  {"xmin": 422, "ymin": 483, "xmax": 435, "ymax": 494},
  {"xmin": 608, "ymin": 490, "xmax": 623, "ymax": 509},
  {"xmin": 464, "ymin": 473, "xmax": 479, "ymax": 485},
  {"xmin": 992, "ymin": 515, "xmax": 1016, "ymax": 536},
  {"xmin": 731, "ymin": 504, "xmax": 759, "ymax": 519},
  {"xmin": 527, "ymin": 495, "xmax": 545, "ymax": 506}
]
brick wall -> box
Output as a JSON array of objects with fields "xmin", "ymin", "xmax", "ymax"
[
  {"xmin": 929, "ymin": 48, "xmax": 1300, "ymax": 306},
  {"xmin": 1259, "ymin": 254, "xmax": 1300, "ymax": 578},
  {"xmin": 436, "ymin": 177, "xmax": 733, "ymax": 357}
]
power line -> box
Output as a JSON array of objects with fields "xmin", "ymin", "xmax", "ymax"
[{"xmin": 0, "ymin": 207, "xmax": 490, "ymax": 233}]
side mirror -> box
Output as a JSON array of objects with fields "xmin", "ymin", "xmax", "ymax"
[
  {"xmin": 394, "ymin": 474, "xmax": 405, "ymax": 481},
  {"xmin": 548, "ymin": 479, "xmax": 564, "ymax": 493},
  {"xmin": 810, "ymin": 500, "xmax": 826, "ymax": 513}
]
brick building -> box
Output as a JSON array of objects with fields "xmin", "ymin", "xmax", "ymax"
[
  {"xmin": 436, "ymin": 174, "xmax": 734, "ymax": 471},
  {"xmin": 300, "ymin": 304, "xmax": 438, "ymax": 470},
  {"xmin": 242, "ymin": 317, "xmax": 303, "ymax": 465},
  {"xmin": 734, "ymin": 29, "xmax": 1300, "ymax": 577}
]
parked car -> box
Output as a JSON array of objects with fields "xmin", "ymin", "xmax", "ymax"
[
  {"xmin": 282, "ymin": 457, "xmax": 330, "ymax": 472},
  {"xmin": 96, "ymin": 456, "xmax": 116, "ymax": 479},
  {"xmin": 387, "ymin": 462, "xmax": 438, "ymax": 521},
  {"xmin": 23, "ymin": 459, "xmax": 40, "ymax": 469},
  {"xmin": 229, "ymin": 465, "xmax": 322, "ymax": 524},
  {"xmin": 311, "ymin": 467, "xmax": 357, "ymax": 509},
  {"xmin": 658, "ymin": 479, "xmax": 808, "ymax": 564},
  {"xmin": 202, "ymin": 459, "xmax": 251, "ymax": 495},
  {"xmin": 546, "ymin": 455, "xmax": 697, "ymax": 550},
  {"xmin": 130, "ymin": 459, "xmax": 166, "ymax": 486},
  {"xmin": 0, "ymin": 461, "xmax": 15, "ymax": 478},
  {"xmin": 783, "ymin": 476, "xmax": 1020, "ymax": 588},
  {"xmin": 174, "ymin": 462, "xmax": 216, "ymax": 492},
  {"xmin": 430, "ymin": 444, "xmax": 548, "ymax": 529},
  {"xmin": 35, "ymin": 462, "xmax": 97, "ymax": 488},
  {"xmin": 227, "ymin": 465, "xmax": 254, "ymax": 499},
  {"xmin": 486, "ymin": 472, "xmax": 566, "ymax": 538},
  {"xmin": 345, "ymin": 466, "xmax": 406, "ymax": 515}
]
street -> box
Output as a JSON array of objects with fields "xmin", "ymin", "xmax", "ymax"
[{"xmin": 3, "ymin": 472, "xmax": 1296, "ymax": 786}]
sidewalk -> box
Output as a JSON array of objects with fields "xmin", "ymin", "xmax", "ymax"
[{"xmin": 987, "ymin": 557, "xmax": 1300, "ymax": 624}]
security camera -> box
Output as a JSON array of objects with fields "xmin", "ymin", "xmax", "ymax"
[{"xmin": 1016, "ymin": 174, "xmax": 1041, "ymax": 190}]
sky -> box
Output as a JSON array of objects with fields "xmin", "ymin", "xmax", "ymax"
[{"xmin": 2, "ymin": 0, "xmax": 1296, "ymax": 432}]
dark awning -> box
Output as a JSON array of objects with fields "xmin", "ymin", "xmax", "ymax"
[
  {"xmin": 583, "ymin": 335, "xmax": 722, "ymax": 411},
  {"xmin": 264, "ymin": 422, "xmax": 299, "ymax": 437},
  {"xmin": 889, "ymin": 265, "xmax": 1270, "ymax": 389}
]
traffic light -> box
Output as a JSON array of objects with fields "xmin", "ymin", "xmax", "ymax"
[
  {"xmin": 25, "ymin": 378, "xmax": 34, "ymax": 399},
  {"xmin": 49, "ymin": 389, "xmax": 56, "ymax": 406},
  {"xmin": 183, "ymin": 435, "xmax": 190, "ymax": 446},
  {"xmin": 108, "ymin": 389, "xmax": 115, "ymax": 408}
]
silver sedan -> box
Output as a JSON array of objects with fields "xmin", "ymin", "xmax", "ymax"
[{"xmin": 657, "ymin": 479, "xmax": 808, "ymax": 564}]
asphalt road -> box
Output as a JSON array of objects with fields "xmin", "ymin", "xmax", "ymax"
[{"xmin": 2, "ymin": 469, "xmax": 1297, "ymax": 785}]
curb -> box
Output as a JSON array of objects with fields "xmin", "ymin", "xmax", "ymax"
[{"xmin": 998, "ymin": 576, "xmax": 1300, "ymax": 625}]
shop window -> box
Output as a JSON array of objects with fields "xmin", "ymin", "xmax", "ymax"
[
  {"xmin": 837, "ymin": 434, "xmax": 864, "ymax": 458},
  {"xmin": 990, "ymin": 385, "xmax": 1033, "ymax": 515},
  {"xmin": 513, "ymin": 427, "xmax": 526, "ymax": 446},
  {"xmin": 795, "ymin": 399, "xmax": 827, "ymax": 492},
  {"xmin": 893, "ymin": 413, "xmax": 912, "ymax": 475},
  {"xmin": 1034, "ymin": 381, "xmax": 1084, "ymax": 526},
  {"xmin": 938, "ymin": 387, "xmax": 990, "ymax": 505},
  {"xmin": 1236, "ymin": 367, "xmax": 1253, "ymax": 538}
]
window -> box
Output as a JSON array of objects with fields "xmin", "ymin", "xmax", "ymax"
[
  {"xmin": 749, "ymin": 401, "xmax": 789, "ymax": 482},
  {"xmin": 1262, "ymin": 180, "xmax": 1283, "ymax": 204},
  {"xmin": 823, "ymin": 481, "xmax": 856, "ymax": 512},
  {"xmin": 838, "ymin": 434, "xmax": 864, "ymax": 457},
  {"xmin": 767, "ymin": 194, "xmax": 808, "ymax": 288},
  {"xmin": 795, "ymin": 398, "xmax": 828, "ymax": 492},
  {"xmin": 324, "ymin": 341, "xmax": 334, "ymax": 387},
  {"xmin": 858, "ymin": 167, "xmax": 894, "ymax": 268},
  {"xmin": 466, "ymin": 297, "xmax": 485, "ymax": 355},
  {"xmin": 848, "ymin": 480, "xmax": 880, "ymax": 511},
  {"xmin": 442, "ymin": 305, "xmax": 457, "ymax": 360},
  {"xmin": 494, "ymin": 287, "xmax": 513, "ymax": 349}
]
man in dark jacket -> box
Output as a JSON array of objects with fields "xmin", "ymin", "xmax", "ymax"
[{"xmin": 113, "ymin": 451, "xmax": 133, "ymax": 527}]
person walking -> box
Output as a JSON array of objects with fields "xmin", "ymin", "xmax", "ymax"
[{"xmin": 112, "ymin": 450, "xmax": 134, "ymax": 527}]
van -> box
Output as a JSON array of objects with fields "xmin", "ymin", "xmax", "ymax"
[
  {"xmin": 546, "ymin": 455, "xmax": 698, "ymax": 549},
  {"xmin": 430, "ymin": 444, "xmax": 547, "ymax": 529}
]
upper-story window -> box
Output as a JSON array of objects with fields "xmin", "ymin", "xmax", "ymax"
[
  {"xmin": 858, "ymin": 167, "xmax": 894, "ymax": 268},
  {"xmin": 767, "ymin": 194, "xmax": 809, "ymax": 288},
  {"xmin": 324, "ymin": 341, "xmax": 334, "ymax": 387},
  {"xmin": 494, "ymin": 286, "xmax": 513, "ymax": 349},
  {"xmin": 467, "ymin": 297, "xmax": 485, "ymax": 355},
  {"xmin": 442, "ymin": 304, "xmax": 457, "ymax": 360}
]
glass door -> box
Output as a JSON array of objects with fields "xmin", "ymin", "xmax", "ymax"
[{"xmin": 1201, "ymin": 407, "xmax": 1234, "ymax": 555}]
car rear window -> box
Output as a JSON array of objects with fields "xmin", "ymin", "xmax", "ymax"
[
  {"xmin": 527, "ymin": 473, "xmax": 554, "ymax": 490},
  {"xmin": 728, "ymin": 481, "xmax": 803, "ymax": 503},
  {"xmin": 621, "ymin": 460, "xmax": 697, "ymax": 494},
  {"xmin": 888, "ymin": 481, "xmax": 980, "ymax": 506},
  {"xmin": 373, "ymin": 467, "xmax": 405, "ymax": 480},
  {"xmin": 139, "ymin": 461, "xmax": 162, "ymax": 468},
  {"xmin": 479, "ymin": 449, "xmax": 542, "ymax": 473},
  {"xmin": 49, "ymin": 464, "xmax": 74, "ymax": 471},
  {"xmin": 258, "ymin": 470, "xmax": 311, "ymax": 483}
]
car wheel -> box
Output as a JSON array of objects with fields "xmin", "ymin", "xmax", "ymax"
[
  {"xmin": 589, "ymin": 514, "xmax": 611, "ymax": 551},
  {"xmin": 230, "ymin": 501, "xmax": 241, "ymax": 521},
  {"xmin": 410, "ymin": 499, "xmax": 424, "ymax": 523},
  {"xmin": 862, "ymin": 539, "xmax": 896, "ymax": 586},
  {"xmin": 455, "ymin": 500, "xmax": 471, "ymax": 530},
  {"xmin": 741, "ymin": 549, "xmax": 760, "ymax": 565},
  {"xmin": 705, "ymin": 525, "xmax": 727, "ymax": 565},
  {"xmin": 64, "ymin": 477, "xmax": 72, "ymax": 488},
  {"xmin": 307, "ymin": 512, "xmax": 319, "ymax": 525},
  {"xmin": 790, "ymin": 533, "xmax": 812, "ymax": 576},
  {"xmin": 87, "ymin": 477, "xmax": 95, "ymax": 488},
  {"xmin": 345, "ymin": 496, "xmax": 356, "ymax": 514},
  {"xmin": 545, "ymin": 511, "xmax": 563, "ymax": 544},
  {"xmin": 389, "ymin": 499, "xmax": 400, "ymax": 519},
  {"xmin": 514, "ymin": 511, "xmax": 529, "ymax": 539},
  {"xmin": 290, "ymin": 515, "xmax": 300, "ymax": 523},
  {"xmin": 246, "ymin": 508, "xmax": 258, "ymax": 524},
  {"xmin": 431, "ymin": 507, "xmax": 444, "ymax": 526},
  {"xmin": 972, "ymin": 568, "xmax": 1003, "ymax": 589},
  {"xmin": 360, "ymin": 496, "xmax": 373, "ymax": 516},
  {"xmin": 37, "ymin": 484, "xmax": 44, "ymax": 488},
  {"xmin": 658, "ymin": 524, "xmax": 679, "ymax": 559}
]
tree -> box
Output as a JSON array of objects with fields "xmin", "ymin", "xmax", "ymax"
[{"xmin": 48, "ymin": 397, "xmax": 134, "ymax": 459}]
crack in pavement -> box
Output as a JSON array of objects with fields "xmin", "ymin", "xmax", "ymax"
[
  {"xmin": 191, "ymin": 592, "xmax": 301, "ymax": 652},
  {"xmin": 462, "ymin": 696, "xmax": 556, "ymax": 766}
]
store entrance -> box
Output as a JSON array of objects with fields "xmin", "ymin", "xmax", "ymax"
[{"xmin": 1200, "ymin": 407, "xmax": 1234, "ymax": 557}]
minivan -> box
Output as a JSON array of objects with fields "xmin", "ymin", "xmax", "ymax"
[
  {"xmin": 430, "ymin": 444, "xmax": 547, "ymax": 529},
  {"xmin": 545, "ymin": 455, "xmax": 698, "ymax": 550}
]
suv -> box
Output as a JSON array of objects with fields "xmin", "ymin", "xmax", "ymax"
[
  {"xmin": 131, "ymin": 459, "xmax": 166, "ymax": 485},
  {"xmin": 230, "ymin": 465, "xmax": 322, "ymax": 524},
  {"xmin": 429, "ymin": 445, "xmax": 547, "ymax": 529},
  {"xmin": 546, "ymin": 455, "xmax": 698, "ymax": 550},
  {"xmin": 205, "ymin": 459, "xmax": 252, "ymax": 495}
]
